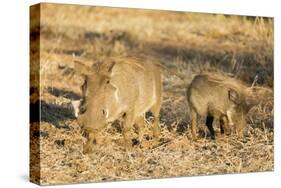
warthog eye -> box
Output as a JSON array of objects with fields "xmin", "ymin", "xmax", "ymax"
[
  {"xmin": 106, "ymin": 80, "xmax": 110, "ymax": 84},
  {"xmin": 102, "ymin": 109, "xmax": 108, "ymax": 117}
]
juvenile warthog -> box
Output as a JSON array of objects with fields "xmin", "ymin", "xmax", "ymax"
[
  {"xmin": 187, "ymin": 73, "xmax": 262, "ymax": 139},
  {"xmin": 73, "ymin": 56, "xmax": 162, "ymax": 153}
]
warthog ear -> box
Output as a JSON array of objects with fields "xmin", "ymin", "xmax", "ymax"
[
  {"xmin": 74, "ymin": 60, "xmax": 93, "ymax": 75},
  {"xmin": 93, "ymin": 61, "xmax": 116, "ymax": 77},
  {"xmin": 100, "ymin": 61, "xmax": 116, "ymax": 78},
  {"xmin": 228, "ymin": 89, "xmax": 241, "ymax": 105}
]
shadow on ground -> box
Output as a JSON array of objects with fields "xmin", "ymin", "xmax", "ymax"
[
  {"xmin": 47, "ymin": 87, "xmax": 81, "ymax": 100},
  {"xmin": 41, "ymin": 100, "xmax": 76, "ymax": 128}
]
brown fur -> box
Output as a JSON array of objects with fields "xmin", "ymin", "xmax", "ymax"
[
  {"xmin": 187, "ymin": 73, "xmax": 260, "ymax": 139},
  {"xmin": 73, "ymin": 56, "xmax": 163, "ymax": 153}
]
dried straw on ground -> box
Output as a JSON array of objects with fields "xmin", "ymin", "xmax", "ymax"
[{"xmin": 30, "ymin": 4, "xmax": 273, "ymax": 185}]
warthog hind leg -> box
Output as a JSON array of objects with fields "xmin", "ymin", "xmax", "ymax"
[
  {"xmin": 135, "ymin": 115, "xmax": 145, "ymax": 143},
  {"xmin": 190, "ymin": 108, "xmax": 198, "ymax": 140},
  {"xmin": 206, "ymin": 115, "xmax": 215, "ymax": 139},
  {"xmin": 150, "ymin": 107, "xmax": 161, "ymax": 138}
]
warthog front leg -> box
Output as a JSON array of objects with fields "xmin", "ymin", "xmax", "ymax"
[
  {"xmin": 220, "ymin": 115, "xmax": 231, "ymax": 135},
  {"xmin": 83, "ymin": 128, "xmax": 101, "ymax": 154},
  {"xmin": 226, "ymin": 109, "xmax": 235, "ymax": 127},
  {"xmin": 206, "ymin": 115, "xmax": 215, "ymax": 139}
]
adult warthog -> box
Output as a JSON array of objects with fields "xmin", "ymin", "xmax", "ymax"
[
  {"xmin": 187, "ymin": 73, "xmax": 267, "ymax": 140},
  {"xmin": 73, "ymin": 56, "xmax": 163, "ymax": 153}
]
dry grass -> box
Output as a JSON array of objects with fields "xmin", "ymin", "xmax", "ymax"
[{"xmin": 30, "ymin": 3, "xmax": 273, "ymax": 185}]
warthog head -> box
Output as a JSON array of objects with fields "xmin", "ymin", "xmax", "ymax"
[
  {"xmin": 227, "ymin": 88, "xmax": 251, "ymax": 133},
  {"xmin": 224, "ymin": 85, "xmax": 270, "ymax": 134},
  {"xmin": 73, "ymin": 60, "xmax": 117, "ymax": 129}
]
